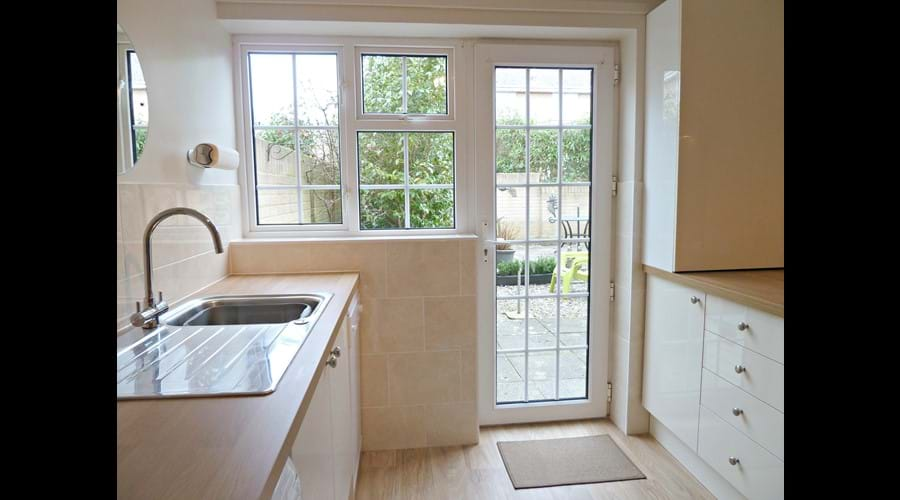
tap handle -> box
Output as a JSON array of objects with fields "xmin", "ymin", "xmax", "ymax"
[{"xmin": 135, "ymin": 301, "xmax": 141, "ymax": 314}]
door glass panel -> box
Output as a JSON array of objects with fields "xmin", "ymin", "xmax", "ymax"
[{"xmin": 494, "ymin": 66, "xmax": 593, "ymax": 405}]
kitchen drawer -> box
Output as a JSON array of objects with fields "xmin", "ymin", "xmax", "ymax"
[
  {"xmin": 698, "ymin": 406, "xmax": 784, "ymax": 500},
  {"xmin": 705, "ymin": 295, "xmax": 784, "ymax": 364},
  {"xmin": 703, "ymin": 332, "xmax": 784, "ymax": 412},
  {"xmin": 701, "ymin": 368, "xmax": 784, "ymax": 460}
]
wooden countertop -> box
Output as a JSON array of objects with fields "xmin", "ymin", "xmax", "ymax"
[
  {"xmin": 117, "ymin": 273, "xmax": 359, "ymax": 500},
  {"xmin": 643, "ymin": 265, "xmax": 784, "ymax": 317}
]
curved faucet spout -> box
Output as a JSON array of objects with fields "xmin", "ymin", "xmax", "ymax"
[{"xmin": 133, "ymin": 207, "xmax": 224, "ymax": 328}]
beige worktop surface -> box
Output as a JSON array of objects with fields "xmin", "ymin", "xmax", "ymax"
[
  {"xmin": 117, "ymin": 273, "xmax": 359, "ymax": 500},
  {"xmin": 644, "ymin": 265, "xmax": 784, "ymax": 317}
]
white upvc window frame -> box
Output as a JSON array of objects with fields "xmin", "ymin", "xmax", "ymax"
[{"xmin": 234, "ymin": 36, "xmax": 471, "ymax": 239}]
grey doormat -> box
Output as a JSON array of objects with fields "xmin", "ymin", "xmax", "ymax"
[{"xmin": 496, "ymin": 435, "xmax": 646, "ymax": 489}]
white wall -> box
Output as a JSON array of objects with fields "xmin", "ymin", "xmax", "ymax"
[{"xmin": 116, "ymin": 0, "xmax": 242, "ymax": 330}]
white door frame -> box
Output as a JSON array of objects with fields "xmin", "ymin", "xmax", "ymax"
[{"xmin": 474, "ymin": 42, "xmax": 616, "ymax": 426}]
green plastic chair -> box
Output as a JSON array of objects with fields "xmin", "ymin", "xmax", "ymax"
[{"xmin": 549, "ymin": 251, "xmax": 589, "ymax": 293}]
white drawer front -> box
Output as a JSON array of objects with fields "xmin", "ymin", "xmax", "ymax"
[
  {"xmin": 701, "ymin": 368, "xmax": 784, "ymax": 460},
  {"xmin": 705, "ymin": 295, "xmax": 784, "ymax": 364},
  {"xmin": 703, "ymin": 332, "xmax": 784, "ymax": 412},
  {"xmin": 698, "ymin": 407, "xmax": 784, "ymax": 500}
]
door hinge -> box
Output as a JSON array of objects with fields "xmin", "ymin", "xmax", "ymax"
[
  {"xmin": 609, "ymin": 282, "xmax": 615, "ymax": 302},
  {"xmin": 612, "ymin": 175, "xmax": 618, "ymax": 197},
  {"xmin": 613, "ymin": 64, "xmax": 620, "ymax": 86},
  {"xmin": 607, "ymin": 382, "xmax": 613, "ymax": 404}
]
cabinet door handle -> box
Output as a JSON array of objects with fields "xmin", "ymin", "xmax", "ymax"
[
  {"xmin": 738, "ymin": 322, "xmax": 749, "ymax": 331},
  {"xmin": 331, "ymin": 345, "xmax": 342, "ymax": 358},
  {"xmin": 734, "ymin": 365, "xmax": 746, "ymax": 374},
  {"xmin": 326, "ymin": 354, "xmax": 338, "ymax": 368},
  {"xmin": 732, "ymin": 407, "xmax": 743, "ymax": 416},
  {"xmin": 690, "ymin": 296, "xmax": 700, "ymax": 304},
  {"xmin": 728, "ymin": 457, "xmax": 740, "ymax": 466}
]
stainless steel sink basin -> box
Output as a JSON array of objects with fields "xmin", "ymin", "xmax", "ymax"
[
  {"xmin": 116, "ymin": 293, "xmax": 333, "ymax": 400},
  {"xmin": 162, "ymin": 295, "xmax": 318, "ymax": 326}
]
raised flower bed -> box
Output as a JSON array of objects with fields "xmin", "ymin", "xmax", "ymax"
[{"xmin": 496, "ymin": 257, "xmax": 556, "ymax": 286}]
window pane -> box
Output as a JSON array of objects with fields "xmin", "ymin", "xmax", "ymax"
[
  {"xmin": 358, "ymin": 132, "xmax": 404, "ymax": 185},
  {"xmin": 495, "ymin": 129, "xmax": 526, "ymax": 182},
  {"xmin": 527, "ymin": 350, "xmax": 557, "ymax": 401},
  {"xmin": 133, "ymin": 127, "xmax": 147, "ymax": 161},
  {"xmin": 408, "ymin": 132, "xmax": 453, "ymax": 184},
  {"xmin": 562, "ymin": 69, "xmax": 592, "ymax": 125},
  {"xmin": 559, "ymin": 349, "xmax": 587, "ymax": 399},
  {"xmin": 406, "ymin": 56, "xmax": 447, "ymax": 114},
  {"xmin": 410, "ymin": 189, "xmax": 453, "ymax": 228},
  {"xmin": 362, "ymin": 55, "xmax": 403, "ymax": 114},
  {"xmin": 359, "ymin": 189, "xmax": 404, "ymax": 229},
  {"xmin": 496, "ymin": 68, "xmax": 526, "ymax": 125},
  {"xmin": 257, "ymin": 189, "xmax": 299, "ymax": 224},
  {"xmin": 497, "ymin": 352, "xmax": 525, "ymax": 403},
  {"xmin": 249, "ymin": 53, "xmax": 295, "ymax": 126},
  {"xmin": 300, "ymin": 129, "xmax": 340, "ymax": 185},
  {"xmin": 301, "ymin": 189, "xmax": 342, "ymax": 224},
  {"xmin": 254, "ymin": 129, "xmax": 297, "ymax": 186},
  {"xmin": 529, "ymin": 69, "xmax": 560, "ymax": 126},
  {"xmin": 529, "ymin": 129, "xmax": 559, "ymax": 184},
  {"xmin": 562, "ymin": 129, "xmax": 591, "ymax": 182},
  {"xmin": 296, "ymin": 54, "xmax": 338, "ymax": 126}
]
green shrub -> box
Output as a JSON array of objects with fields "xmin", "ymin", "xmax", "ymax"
[{"xmin": 496, "ymin": 256, "xmax": 557, "ymax": 276}]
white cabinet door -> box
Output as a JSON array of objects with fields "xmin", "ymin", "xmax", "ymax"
[
  {"xmin": 642, "ymin": 274, "xmax": 705, "ymax": 450},
  {"xmin": 291, "ymin": 359, "xmax": 335, "ymax": 500},
  {"xmin": 330, "ymin": 317, "xmax": 354, "ymax": 500},
  {"xmin": 347, "ymin": 294, "xmax": 362, "ymax": 484}
]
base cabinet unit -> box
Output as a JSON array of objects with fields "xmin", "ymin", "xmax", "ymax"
[
  {"xmin": 642, "ymin": 274, "xmax": 706, "ymax": 450},
  {"xmin": 288, "ymin": 291, "xmax": 361, "ymax": 500},
  {"xmin": 643, "ymin": 273, "xmax": 783, "ymax": 499}
]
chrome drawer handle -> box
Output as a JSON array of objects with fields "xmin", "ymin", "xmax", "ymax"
[
  {"xmin": 728, "ymin": 457, "xmax": 740, "ymax": 466},
  {"xmin": 331, "ymin": 345, "xmax": 342, "ymax": 358},
  {"xmin": 326, "ymin": 354, "xmax": 338, "ymax": 368},
  {"xmin": 690, "ymin": 296, "xmax": 700, "ymax": 304},
  {"xmin": 738, "ymin": 322, "xmax": 749, "ymax": 331},
  {"xmin": 734, "ymin": 365, "xmax": 746, "ymax": 374},
  {"xmin": 732, "ymin": 407, "xmax": 743, "ymax": 416}
]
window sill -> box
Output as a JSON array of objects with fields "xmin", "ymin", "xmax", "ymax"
[{"xmin": 231, "ymin": 233, "xmax": 479, "ymax": 245}]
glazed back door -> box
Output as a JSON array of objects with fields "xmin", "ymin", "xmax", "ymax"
[{"xmin": 475, "ymin": 43, "xmax": 615, "ymax": 425}]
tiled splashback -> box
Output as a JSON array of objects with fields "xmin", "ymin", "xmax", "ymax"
[
  {"xmin": 116, "ymin": 183, "xmax": 241, "ymax": 331},
  {"xmin": 230, "ymin": 238, "xmax": 479, "ymax": 450}
]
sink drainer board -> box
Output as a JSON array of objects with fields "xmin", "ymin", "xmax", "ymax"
[
  {"xmin": 497, "ymin": 435, "xmax": 645, "ymax": 489},
  {"xmin": 116, "ymin": 293, "xmax": 332, "ymax": 400}
]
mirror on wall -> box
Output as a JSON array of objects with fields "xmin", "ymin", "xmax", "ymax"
[{"xmin": 117, "ymin": 24, "xmax": 149, "ymax": 175}]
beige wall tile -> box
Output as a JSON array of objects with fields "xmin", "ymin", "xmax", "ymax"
[
  {"xmin": 388, "ymin": 351, "xmax": 460, "ymax": 405},
  {"xmin": 459, "ymin": 239, "xmax": 477, "ymax": 296},
  {"xmin": 460, "ymin": 350, "xmax": 476, "ymax": 402},
  {"xmin": 361, "ymin": 354, "xmax": 389, "ymax": 408},
  {"xmin": 424, "ymin": 401, "xmax": 478, "ymax": 447},
  {"xmin": 362, "ymin": 405, "xmax": 427, "ymax": 451},
  {"xmin": 360, "ymin": 297, "xmax": 424, "ymax": 354},
  {"xmin": 386, "ymin": 241, "xmax": 460, "ymax": 297},
  {"xmin": 424, "ymin": 296, "xmax": 476, "ymax": 350}
]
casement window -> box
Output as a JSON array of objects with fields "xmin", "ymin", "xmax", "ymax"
[
  {"xmin": 239, "ymin": 41, "xmax": 465, "ymax": 236},
  {"xmin": 246, "ymin": 51, "xmax": 343, "ymax": 226}
]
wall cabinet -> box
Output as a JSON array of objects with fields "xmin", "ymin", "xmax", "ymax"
[
  {"xmin": 289, "ymin": 291, "xmax": 361, "ymax": 500},
  {"xmin": 643, "ymin": 274, "xmax": 783, "ymax": 499},
  {"xmin": 643, "ymin": 0, "xmax": 784, "ymax": 272}
]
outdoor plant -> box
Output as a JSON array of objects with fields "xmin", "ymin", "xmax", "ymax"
[
  {"xmin": 495, "ymin": 218, "xmax": 520, "ymax": 250},
  {"xmin": 496, "ymin": 256, "xmax": 557, "ymax": 276}
]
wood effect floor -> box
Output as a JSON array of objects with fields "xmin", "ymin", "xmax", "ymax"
[{"xmin": 354, "ymin": 419, "xmax": 714, "ymax": 500}]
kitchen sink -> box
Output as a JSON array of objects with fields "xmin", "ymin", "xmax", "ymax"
[
  {"xmin": 116, "ymin": 293, "xmax": 333, "ymax": 400},
  {"xmin": 162, "ymin": 295, "xmax": 319, "ymax": 326}
]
